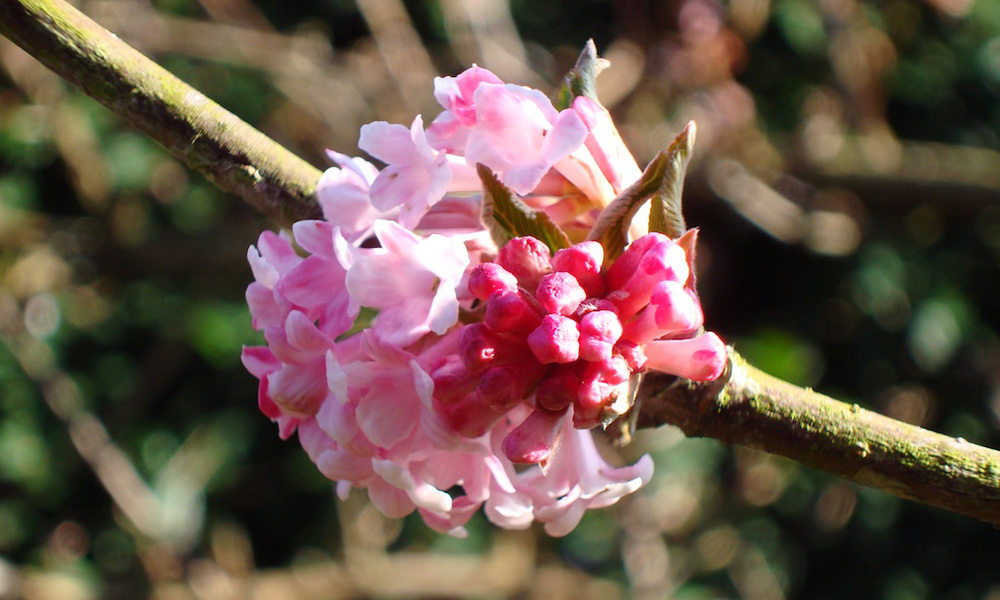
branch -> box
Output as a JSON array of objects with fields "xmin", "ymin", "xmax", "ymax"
[
  {"xmin": 638, "ymin": 351, "xmax": 1000, "ymax": 525},
  {"xmin": 0, "ymin": 0, "xmax": 322, "ymax": 226}
]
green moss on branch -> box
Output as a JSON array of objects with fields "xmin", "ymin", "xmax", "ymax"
[{"xmin": 638, "ymin": 351, "xmax": 1000, "ymax": 525}]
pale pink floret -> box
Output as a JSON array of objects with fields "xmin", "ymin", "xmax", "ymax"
[
  {"xmin": 346, "ymin": 220, "xmax": 468, "ymax": 347},
  {"xmin": 431, "ymin": 65, "xmax": 505, "ymax": 127},
  {"xmin": 277, "ymin": 221, "xmax": 357, "ymax": 338},
  {"xmin": 571, "ymin": 96, "xmax": 643, "ymax": 194},
  {"xmin": 244, "ymin": 310, "xmax": 336, "ymax": 439},
  {"xmin": 514, "ymin": 415, "xmax": 655, "ymax": 537},
  {"xmin": 359, "ymin": 117, "xmax": 452, "ymax": 229},
  {"xmin": 316, "ymin": 151, "xmax": 392, "ymax": 239},
  {"xmin": 464, "ymin": 83, "xmax": 589, "ymax": 195}
]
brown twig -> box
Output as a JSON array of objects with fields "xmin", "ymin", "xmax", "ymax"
[{"xmin": 0, "ymin": 0, "xmax": 323, "ymax": 226}]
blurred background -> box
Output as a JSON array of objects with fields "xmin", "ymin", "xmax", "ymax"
[{"xmin": 2, "ymin": 0, "xmax": 1000, "ymax": 598}]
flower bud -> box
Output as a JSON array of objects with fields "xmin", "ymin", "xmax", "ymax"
[
  {"xmin": 535, "ymin": 365, "xmax": 581, "ymax": 412},
  {"xmin": 433, "ymin": 393, "xmax": 505, "ymax": 438},
  {"xmin": 621, "ymin": 280, "xmax": 702, "ymax": 344},
  {"xmin": 578, "ymin": 310, "xmax": 623, "ymax": 362},
  {"xmin": 528, "ymin": 314, "xmax": 580, "ymax": 364},
  {"xmin": 468, "ymin": 262, "xmax": 518, "ymax": 301},
  {"xmin": 458, "ymin": 323, "xmax": 528, "ymax": 373},
  {"xmin": 431, "ymin": 355, "xmax": 477, "ymax": 405},
  {"xmin": 497, "ymin": 236, "xmax": 552, "ymax": 289},
  {"xmin": 484, "ymin": 289, "xmax": 543, "ymax": 334},
  {"xmin": 604, "ymin": 233, "xmax": 667, "ymax": 291},
  {"xmin": 608, "ymin": 238, "xmax": 690, "ymax": 320},
  {"xmin": 477, "ymin": 360, "xmax": 547, "ymax": 413},
  {"xmin": 502, "ymin": 407, "xmax": 567, "ymax": 464},
  {"xmin": 551, "ymin": 241, "xmax": 605, "ymax": 297},
  {"xmin": 575, "ymin": 355, "xmax": 630, "ymax": 428},
  {"xmin": 644, "ymin": 332, "xmax": 727, "ymax": 381},
  {"xmin": 536, "ymin": 272, "xmax": 587, "ymax": 316}
]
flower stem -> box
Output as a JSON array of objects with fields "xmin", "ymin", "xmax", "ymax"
[
  {"xmin": 638, "ymin": 350, "xmax": 1000, "ymax": 525},
  {"xmin": 0, "ymin": 0, "xmax": 323, "ymax": 226}
]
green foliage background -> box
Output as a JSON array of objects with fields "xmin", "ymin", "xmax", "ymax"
[{"xmin": 2, "ymin": 0, "xmax": 1000, "ymax": 598}]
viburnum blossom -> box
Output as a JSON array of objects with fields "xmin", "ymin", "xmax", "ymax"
[{"xmin": 243, "ymin": 60, "xmax": 727, "ymax": 537}]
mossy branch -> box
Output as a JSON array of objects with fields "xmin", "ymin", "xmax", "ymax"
[
  {"xmin": 638, "ymin": 351, "xmax": 1000, "ymax": 525},
  {"xmin": 3, "ymin": 0, "xmax": 1000, "ymax": 526},
  {"xmin": 0, "ymin": 0, "xmax": 322, "ymax": 226}
]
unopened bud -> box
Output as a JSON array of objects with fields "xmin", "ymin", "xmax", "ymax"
[
  {"xmin": 502, "ymin": 407, "xmax": 567, "ymax": 464},
  {"xmin": 467, "ymin": 262, "xmax": 518, "ymax": 301},
  {"xmin": 578, "ymin": 310, "xmax": 623, "ymax": 362},
  {"xmin": 644, "ymin": 332, "xmax": 727, "ymax": 381},
  {"xmin": 535, "ymin": 365, "xmax": 581, "ymax": 412},
  {"xmin": 485, "ymin": 290, "xmax": 543, "ymax": 334},
  {"xmin": 497, "ymin": 237, "xmax": 552, "ymax": 289},
  {"xmin": 551, "ymin": 241, "xmax": 605, "ymax": 297},
  {"xmin": 536, "ymin": 272, "xmax": 586, "ymax": 316},
  {"xmin": 459, "ymin": 323, "xmax": 527, "ymax": 373},
  {"xmin": 528, "ymin": 314, "xmax": 580, "ymax": 364}
]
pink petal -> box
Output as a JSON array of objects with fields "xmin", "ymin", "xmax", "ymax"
[
  {"xmin": 277, "ymin": 255, "xmax": 347, "ymax": 309},
  {"xmin": 246, "ymin": 282, "xmax": 284, "ymax": 329},
  {"xmin": 317, "ymin": 448, "xmax": 375, "ymax": 481},
  {"xmin": 354, "ymin": 378, "xmax": 420, "ymax": 448},
  {"xmin": 367, "ymin": 476, "xmax": 416, "ymax": 519},
  {"xmin": 241, "ymin": 346, "xmax": 279, "ymax": 378},
  {"xmin": 358, "ymin": 121, "xmax": 420, "ymax": 165},
  {"xmin": 292, "ymin": 220, "xmax": 336, "ymax": 257}
]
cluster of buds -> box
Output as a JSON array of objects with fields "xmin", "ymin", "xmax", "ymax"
[
  {"xmin": 243, "ymin": 50, "xmax": 728, "ymax": 537},
  {"xmin": 433, "ymin": 233, "xmax": 724, "ymax": 465}
]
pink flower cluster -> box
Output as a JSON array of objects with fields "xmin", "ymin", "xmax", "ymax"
[
  {"xmin": 243, "ymin": 64, "xmax": 727, "ymax": 537},
  {"xmin": 436, "ymin": 233, "xmax": 725, "ymax": 466}
]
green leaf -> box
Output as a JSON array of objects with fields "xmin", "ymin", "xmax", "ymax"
[
  {"xmin": 336, "ymin": 306, "xmax": 379, "ymax": 342},
  {"xmin": 477, "ymin": 164, "xmax": 571, "ymax": 254},
  {"xmin": 553, "ymin": 39, "xmax": 609, "ymax": 110},
  {"xmin": 649, "ymin": 121, "xmax": 696, "ymax": 239}
]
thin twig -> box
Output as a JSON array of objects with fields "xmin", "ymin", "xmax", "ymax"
[
  {"xmin": 0, "ymin": 292, "xmax": 167, "ymax": 540},
  {"xmin": 0, "ymin": 0, "xmax": 323, "ymax": 226}
]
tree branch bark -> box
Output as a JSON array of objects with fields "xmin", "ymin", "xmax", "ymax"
[
  {"xmin": 638, "ymin": 351, "xmax": 1000, "ymax": 525},
  {"xmin": 0, "ymin": 0, "xmax": 322, "ymax": 226}
]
